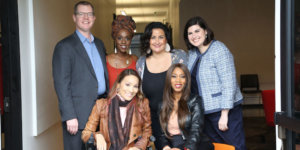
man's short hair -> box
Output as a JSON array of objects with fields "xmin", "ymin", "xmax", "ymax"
[{"xmin": 74, "ymin": 1, "xmax": 94, "ymax": 14}]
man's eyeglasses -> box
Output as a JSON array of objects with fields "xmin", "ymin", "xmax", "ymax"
[{"xmin": 75, "ymin": 12, "xmax": 94, "ymax": 18}]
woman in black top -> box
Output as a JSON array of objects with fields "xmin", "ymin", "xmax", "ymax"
[
  {"xmin": 136, "ymin": 22, "xmax": 188, "ymax": 149},
  {"xmin": 159, "ymin": 63, "xmax": 214, "ymax": 150}
]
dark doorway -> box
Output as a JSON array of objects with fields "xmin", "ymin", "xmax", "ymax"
[
  {"xmin": 275, "ymin": 0, "xmax": 300, "ymax": 149},
  {"xmin": 0, "ymin": 0, "xmax": 22, "ymax": 149}
]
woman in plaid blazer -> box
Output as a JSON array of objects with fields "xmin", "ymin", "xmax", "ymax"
[{"xmin": 183, "ymin": 16, "xmax": 246, "ymax": 150}]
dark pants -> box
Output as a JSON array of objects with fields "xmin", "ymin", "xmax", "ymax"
[
  {"xmin": 204, "ymin": 105, "xmax": 246, "ymax": 150},
  {"xmin": 170, "ymin": 135, "xmax": 185, "ymax": 149},
  {"xmin": 62, "ymin": 123, "xmax": 85, "ymax": 150},
  {"xmin": 169, "ymin": 135, "xmax": 214, "ymax": 150}
]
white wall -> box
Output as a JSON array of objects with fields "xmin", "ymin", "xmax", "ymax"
[
  {"xmin": 179, "ymin": 0, "xmax": 275, "ymax": 89},
  {"xmin": 18, "ymin": 0, "xmax": 115, "ymax": 149},
  {"xmin": 275, "ymin": 0, "xmax": 282, "ymax": 149},
  {"xmin": 18, "ymin": 0, "xmax": 65, "ymax": 148}
]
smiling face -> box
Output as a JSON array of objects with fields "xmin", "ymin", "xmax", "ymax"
[
  {"xmin": 73, "ymin": 4, "xmax": 95, "ymax": 34},
  {"xmin": 149, "ymin": 28, "xmax": 167, "ymax": 54},
  {"xmin": 115, "ymin": 29, "xmax": 132, "ymax": 53},
  {"xmin": 117, "ymin": 75, "xmax": 139, "ymax": 101},
  {"xmin": 171, "ymin": 67, "xmax": 186, "ymax": 94},
  {"xmin": 187, "ymin": 25, "xmax": 207, "ymax": 49}
]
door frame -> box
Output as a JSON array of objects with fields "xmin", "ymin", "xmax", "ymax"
[
  {"xmin": 275, "ymin": 0, "xmax": 300, "ymax": 149},
  {"xmin": 0, "ymin": 0, "xmax": 22, "ymax": 149}
]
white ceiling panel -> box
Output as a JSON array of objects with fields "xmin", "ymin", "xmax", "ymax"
[{"xmin": 116, "ymin": 0, "xmax": 170, "ymax": 24}]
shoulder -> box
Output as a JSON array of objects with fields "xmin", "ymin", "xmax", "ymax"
[
  {"xmin": 94, "ymin": 37, "xmax": 106, "ymax": 51},
  {"xmin": 213, "ymin": 40, "xmax": 226, "ymax": 47},
  {"xmin": 132, "ymin": 55, "xmax": 138, "ymax": 62},
  {"xmin": 94, "ymin": 36, "xmax": 104, "ymax": 44},
  {"xmin": 95, "ymin": 98, "xmax": 109, "ymax": 110},
  {"xmin": 187, "ymin": 48, "xmax": 197, "ymax": 60},
  {"xmin": 136, "ymin": 55, "xmax": 146, "ymax": 66},
  {"xmin": 136, "ymin": 55, "xmax": 146, "ymax": 76},
  {"xmin": 53, "ymin": 34, "xmax": 77, "ymax": 56},
  {"xmin": 138, "ymin": 97, "xmax": 149, "ymax": 105},
  {"xmin": 136, "ymin": 98, "xmax": 150, "ymax": 112},
  {"xmin": 55, "ymin": 33, "xmax": 76, "ymax": 47},
  {"xmin": 173, "ymin": 49, "xmax": 187, "ymax": 55},
  {"xmin": 210, "ymin": 40, "xmax": 230, "ymax": 53},
  {"xmin": 171, "ymin": 49, "xmax": 188, "ymax": 64},
  {"xmin": 187, "ymin": 48, "xmax": 197, "ymax": 54},
  {"xmin": 188, "ymin": 47, "xmax": 197, "ymax": 51},
  {"xmin": 106, "ymin": 53, "xmax": 114, "ymax": 61},
  {"xmin": 187, "ymin": 94, "xmax": 202, "ymax": 107},
  {"xmin": 208, "ymin": 41, "xmax": 233, "ymax": 61},
  {"xmin": 188, "ymin": 94, "xmax": 200, "ymax": 102}
]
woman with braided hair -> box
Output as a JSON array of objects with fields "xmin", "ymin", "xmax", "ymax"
[{"xmin": 107, "ymin": 15, "xmax": 138, "ymax": 89}]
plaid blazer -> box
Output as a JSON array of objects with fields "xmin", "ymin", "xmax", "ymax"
[{"xmin": 187, "ymin": 40, "xmax": 243, "ymax": 114}]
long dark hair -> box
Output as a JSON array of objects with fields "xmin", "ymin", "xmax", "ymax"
[
  {"xmin": 183, "ymin": 16, "xmax": 215, "ymax": 50},
  {"xmin": 108, "ymin": 69, "xmax": 144, "ymax": 101},
  {"xmin": 160, "ymin": 64, "xmax": 191, "ymax": 138},
  {"xmin": 140, "ymin": 22, "xmax": 173, "ymax": 57}
]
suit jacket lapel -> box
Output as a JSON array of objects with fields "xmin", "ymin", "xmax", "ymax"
[
  {"xmin": 72, "ymin": 32, "xmax": 97, "ymax": 79},
  {"xmin": 94, "ymin": 40, "xmax": 106, "ymax": 70}
]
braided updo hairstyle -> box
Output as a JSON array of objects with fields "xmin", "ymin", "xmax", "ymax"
[{"xmin": 111, "ymin": 15, "xmax": 136, "ymax": 39}]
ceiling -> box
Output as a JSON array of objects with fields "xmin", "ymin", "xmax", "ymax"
[{"xmin": 116, "ymin": 0, "xmax": 170, "ymax": 24}]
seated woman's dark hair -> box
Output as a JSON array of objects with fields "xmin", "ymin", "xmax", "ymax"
[
  {"xmin": 140, "ymin": 22, "xmax": 173, "ymax": 57},
  {"xmin": 160, "ymin": 63, "xmax": 191, "ymax": 138},
  {"xmin": 184, "ymin": 16, "xmax": 214, "ymax": 50}
]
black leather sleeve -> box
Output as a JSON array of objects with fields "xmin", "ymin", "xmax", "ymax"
[{"xmin": 184, "ymin": 95, "xmax": 205, "ymax": 150}]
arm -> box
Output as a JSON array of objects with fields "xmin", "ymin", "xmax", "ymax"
[
  {"xmin": 132, "ymin": 55, "xmax": 138, "ymax": 62},
  {"xmin": 134, "ymin": 98, "xmax": 152, "ymax": 150},
  {"xmin": 218, "ymin": 109, "xmax": 229, "ymax": 131},
  {"xmin": 214, "ymin": 42, "xmax": 237, "ymax": 130},
  {"xmin": 53, "ymin": 42, "xmax": 78, "ymax": 134},
  {"xmin": 214, "ymin": 42, "xmax": 236, "ymax": 109},
  {"xmin": 82, "ymin": 100, "xmax": 102, "ymax": 143},
  {"xmin": 184, "ymin": 96, "xmax": 205, "ymax": 150}
]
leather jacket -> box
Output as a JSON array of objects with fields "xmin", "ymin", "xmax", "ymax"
[
  {"xmin": 82, "ymin": 97, "xmax": 152, "ymax": 150},
  {"xmin": 159, "ymin": 94, "xmax": 213, "ymax": 150}
]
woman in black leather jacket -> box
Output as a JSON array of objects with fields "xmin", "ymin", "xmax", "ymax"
[{"xmin": 159, "ymin": 63, "xmax": 214, "ymax": 150}]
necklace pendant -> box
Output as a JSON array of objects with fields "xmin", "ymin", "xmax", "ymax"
[{"xmin": 126, "ymin": 59, "xmax": 129, "ymax": 65}]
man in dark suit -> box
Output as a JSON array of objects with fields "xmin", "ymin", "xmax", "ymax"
[{"xmin": 52, "ymin": 1, "xmax": 109, "ymax": 150}]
